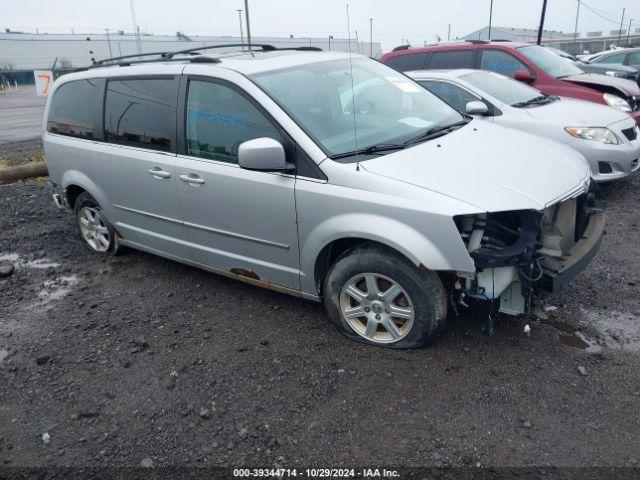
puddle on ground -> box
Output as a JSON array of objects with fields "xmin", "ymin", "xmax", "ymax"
[
  {"xmin": 0, "ymin": 349, "xmax": 8, "ymax": 362},
  {"xmin": 38, "ymin": 276, "xmax": 79, "ymax": 304},
  {"xmin": 559, "ymin": 330, "xmax": 603, "ymax": 355},
  {"xmin": 0, "ymin": 253, "xmax": 60, "ymax": 270},
  {"xmin": 580, "ymin": 308, "xmax": 640, "ymax": 353}
]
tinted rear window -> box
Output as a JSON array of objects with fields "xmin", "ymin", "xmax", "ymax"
[
  {"xmin": 47, "ymin": 79, "xmax": 100, "ymax": 139},
  {"xmin": 104, "ymin": 78, "xmax": 175, "ymax": 152},
  {"xmin": 385, "ymin": 53, "xmax": 428, "ymax": 71},
  {"xmin": 429, "ymin": 50, "xmax": 475, "ymax": 69}
]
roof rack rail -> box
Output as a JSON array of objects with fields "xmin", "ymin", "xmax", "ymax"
[
  {"xmin": 90, "ymin": 43, "xmax": 323, "ymax": 69},
  {"xmin": 465, "ymin": 39, "xmax": 488, "ymax": 44},
  {"xmin": 491, "ymin": 39, "xmax": 513, "ymax": 42},
  {"xmin": 392, "ymin": 44, "xmax": 411, "ymax": 52}
]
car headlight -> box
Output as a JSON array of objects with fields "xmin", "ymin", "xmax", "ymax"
[
  {"xmin": 565, "ymin": 127, "xmax": 619, "ymax": 144},
  {"xmin": 603, "ymin": 92, "xmax": 631, "ymax": 112},
  {"xmin": 605, "ymin": 71, "xmax": 634, "ymax": 80}
]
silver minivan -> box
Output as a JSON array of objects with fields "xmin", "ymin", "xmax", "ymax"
[{"xmin": 44, "ymin": 45, "xmax": 604, "ymax": 348}]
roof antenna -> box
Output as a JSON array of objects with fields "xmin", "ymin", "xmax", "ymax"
[{"xmin": 346, "ymin": 3, "xmax": 360, "ymax": 171}]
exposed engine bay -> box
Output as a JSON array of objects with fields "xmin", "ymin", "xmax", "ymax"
[{"xmin": 453, "ymin": 193, "xmax": 604, "ymax": 316}]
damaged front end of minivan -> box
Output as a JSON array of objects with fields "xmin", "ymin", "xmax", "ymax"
[{"xmin": 452, "ymin": 191, "xmax": 605, "ymax": 316}]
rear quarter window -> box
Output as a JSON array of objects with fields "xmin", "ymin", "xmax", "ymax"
[
  {"xmin": 47, "ymin": 79, "xmax": 101, "ymax": 139},
  {"xmin": 428, "ymin": 50, "xmax": 475, "ymax": 69},
  {"xmin": 385, "ymin": 53, "xmax": 428, "ymax": 71}
]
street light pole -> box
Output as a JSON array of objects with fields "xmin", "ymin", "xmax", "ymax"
[
  {"xmin": 488, "ymin": 0, "xmax": 493, "ymax": 41},
  {"xmin": 447, "ymin": 24, "xmax": 451, "ymax": 41},
  {"xmin": 536, "ymin": 0, "xmax": 548, "ymax": 45},
  {"xmin": 627, "ymin": 18, "xmax": 633, "ymax": 46},
  {"xmin": 369, "ymin": 18, "xmax": 373, "ymax": 57},
  {"xmin": 244, "ymin": 0, "xmax": 252, "ymax": 50},
  {"xmin": 617, "ymin": 8, "xmax": 626, "ymax": 46},
  {"xmin": 237, "ymin": 9, "xmax": 244, "ymax": 50}
]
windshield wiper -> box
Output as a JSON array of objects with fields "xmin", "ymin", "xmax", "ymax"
[
  {"xmin": 402, "ymin": 119, "xmax": 471, "ymax": 147},
  {"xmin": 329, "ymin": 142, "xmax": 406, "ymax": 160},
  {"xmin": 511, "ymin": 95, "xmax": 555, "ymax": 108}
]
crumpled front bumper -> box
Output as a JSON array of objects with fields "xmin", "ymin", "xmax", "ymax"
[{"xmin": 538, "ymin": 208, "xmax": 605, "ymax": 292}]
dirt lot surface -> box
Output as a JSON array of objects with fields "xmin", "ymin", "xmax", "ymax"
[{"xmin": 1, "ymin": 173, "xmax": 640, "ymax": 472}]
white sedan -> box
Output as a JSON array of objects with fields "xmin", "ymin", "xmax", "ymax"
[{"xmin": 407, "ymin": 69, "xmax": 640, "ymax": 182}]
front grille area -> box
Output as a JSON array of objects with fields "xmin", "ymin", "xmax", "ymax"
[{"xmin": 622, "ymin": 126, "xmax": 638, "ymax": 141}]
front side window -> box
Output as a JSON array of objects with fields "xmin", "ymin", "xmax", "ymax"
[
  {"xmin": 429, "ymin": 50, "xmax": 475, "ymax": 69},
  {"xmin": 104, "ymin": 78, "xmax": 175, "ymax": 151},
  {"xmin": 186, "ymin": 80, "xmax": 282, "ymax": 164},
  {"xmin": 47, "ymin": 79, "xmax": 100, "ymax": 139},
  {"xmin": 593, "ymin": 52, "xmax": 626, "ymax": 65},
  {"xmin": 461, "ymin": 71, "xmax": 544, "ymax": 107},
  {"xmin": 628, "ymin": 52, "xmax": 640, "ymax": 65},
  {"xmin": 251, "ymin": 58, "xmax": 462, "ymax": 158},
  {"xmin": 518, "ymin": 45, "xmax": 583, "ymax": 78},
  {"xmin": 480, "ymin": 50, "xmax": 530, "ymax": 78},
  {"xmin": 419, "ymin": 80, "xmax": 480, "ymax": 112}
]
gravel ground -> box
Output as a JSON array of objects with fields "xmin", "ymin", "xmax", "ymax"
[
  {"xmin": 0, "ymin": 173, "xmax": 639, "ymax": 471},
  {"xmin": 0, "ymin": 139, "xmax": 44, "ymax": 168}
]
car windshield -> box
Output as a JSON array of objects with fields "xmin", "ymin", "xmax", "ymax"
[
  {"xmin": 518, "ymin": 45, "xmax": 584, "ymax": 78},
  {"xmin": 250, "ymin": 57, "xmax": 463, "ymax": 158},
  {"xmin": 461, "ymin": 71, "xmax": 546, "ymax": 107}
]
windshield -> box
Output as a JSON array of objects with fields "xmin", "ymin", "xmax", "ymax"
[
  {"xmin": 250, "ymin": 58, "xmax": 463, "ymax": 157},
  {"xmin": 461, "ymin": 71, "xmax": 544, "ymax": 107},
  {"xmin": 518, "ymin": 45, "xmax": 584, "ymax": 78}
]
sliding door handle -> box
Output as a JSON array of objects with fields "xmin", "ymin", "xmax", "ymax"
[
  {"xmin": 148, "ymin": 168, "xmax": 171, "ymax": 179},
  {"xmin": 179, "ymin": 174, "xmax": 205, "ymax": 185}
]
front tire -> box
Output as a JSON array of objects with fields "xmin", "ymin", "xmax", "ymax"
[
  {"xmin": 74, "ymin": 192, "xmax": 119, "ymax": 255},
  {"xmin": 323, "ymin": 244, "xmax": 447, "ymax": 349}
]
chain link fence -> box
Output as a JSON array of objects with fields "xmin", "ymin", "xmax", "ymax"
[{"xmin": 0, "ymin": 82, "xmax": 46, "ymax": 145}]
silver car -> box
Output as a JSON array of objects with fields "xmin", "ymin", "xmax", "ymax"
[
  {"xmin": 44, "ymin": 46, "xmax": 604, "ymax": 348},
  {"xmin": 407, "ymin": 69, "xmax": 640, "ymax": 182}
]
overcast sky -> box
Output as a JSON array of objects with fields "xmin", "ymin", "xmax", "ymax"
[{"xmin": 2, "ymin": 0, "xmax": 638, "ymax": 50}]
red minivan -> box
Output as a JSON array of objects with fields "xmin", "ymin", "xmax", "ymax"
[{"xmin": 380, "ymin": 41, "xmax": 640, "ymax": 125}]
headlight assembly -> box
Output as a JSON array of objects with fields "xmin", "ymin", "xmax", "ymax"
[
  {"xmin": 603, "ymin": 92, "xmax": 632, "ymax": 112},
  {"xmin": 565, "ymin": 126, "xmax": 618, "ymax": 145}
]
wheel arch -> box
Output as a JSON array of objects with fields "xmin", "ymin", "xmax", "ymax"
[
  {"xmin": 302, "ymin": 213, "xmax": 471, "ymax": 297},
  {"xmin": 61, "ymin": 170, "xmax": 114, "ymax": 218}
]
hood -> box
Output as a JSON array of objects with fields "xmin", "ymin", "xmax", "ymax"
[
  {"xmin": 562, "ymin": 73, "xmax": 640, "ymax": 96},
  {"xmin": 361, "ymin": 121, "xmax": 589, "ymax": 212},
  {"xmin": 524, "ymin": 97, "xmax": 630, "ymax": 127}
]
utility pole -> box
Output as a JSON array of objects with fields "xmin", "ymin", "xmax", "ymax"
[
  {"xmin": 129, "ymin": 0, "xmax": 142, "ymax": 55},
  {"xmin": 573, "ymin": 0, "xmax": 580, "ymax": 48},
  {"xmin": 105, "ymin": 28, "xmax": 113, "ymax": 57},
  {"xmin": 627, "ymin": 18, "xmax": 633, "ymax": 46},
  {"xmin": 617, "ymin": 8, "xmax": 626, "ymax": 46},
  {"xmin": 369, "ymin": 18, "xmax": 373, "ymax": 57},
  {"xmin": 236, "ymin": 9, "xmax": 244, "ymax": 50},
  {"xmin": 536, "ymin": 0, "xmax": 548, "ymax": 45},
  {"xmin": 244, "ymin": 0, "xmax": 252, "ymax": 50},
  {"xmin": 447, "ymin": 24, "xmax": 451, "ymax": 41},
  {"xmin": 488, "ymin": 0, "xmax": 493, "ymax": 41}
]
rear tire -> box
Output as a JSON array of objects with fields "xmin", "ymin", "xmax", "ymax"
[
  {"xmin": 74, "ymin": 192, "xmax": 120, "ymax": 255},
  {"xmin": 323, "ymin": 244, "xmax": 447, "ymax": 349}
]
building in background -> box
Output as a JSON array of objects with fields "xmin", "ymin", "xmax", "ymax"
[
  {"xmin": 543, "ymin": 30, "xmax": 640, "ymax": 55},
  {"xmin": 0, "ymin": 31, "xmax": 382, "ymax": 80},
  {"xmin": 461, "ymin": 26, "xmax": 570, "ymax": 42}
]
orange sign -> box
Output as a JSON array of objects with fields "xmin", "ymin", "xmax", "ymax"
[{"xmin": 34, "ymin": 70, "xmax": 53, "ymax": 96}]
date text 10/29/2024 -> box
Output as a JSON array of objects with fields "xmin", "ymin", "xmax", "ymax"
[{"xmin": 233, "ymin": 469, "xmax": 400, "ymax": 478}]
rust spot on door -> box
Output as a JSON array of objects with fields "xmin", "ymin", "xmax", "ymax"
[{"xmin": 230, "ymin": 268, "xmax": 260, "ymax": 280}]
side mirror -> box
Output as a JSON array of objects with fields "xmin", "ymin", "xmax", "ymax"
[
  {"xmin": 238, "ymin": 138, "xmax": 292, "ymax": 171},
  {"xmin": 465, "ymin": 100, "xmax": 489, "ymax": 115},
  {"xmin": 514, "ymin": 70, "xmax": 535, "ymax": 84}
]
